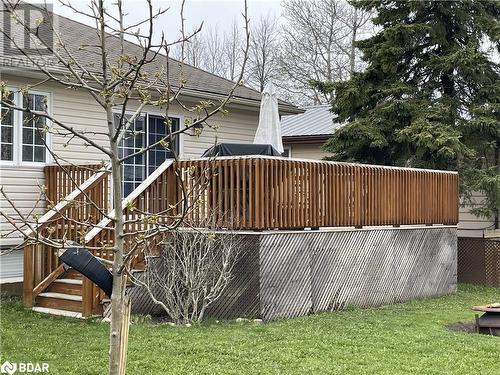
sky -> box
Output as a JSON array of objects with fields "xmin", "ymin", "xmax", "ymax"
[{"xmin": 52, "ymin": 0, "xmax": 282, "ymax": 44}]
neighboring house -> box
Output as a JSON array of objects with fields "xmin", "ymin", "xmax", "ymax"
[
  {"xmin": 0, "ymin": 10, "xmax": 300, "ymax": 282},
  {"xmin": 458, "ymin": 194, "xmax": 498, "ymax": 238},
  {"xmin": 281, "ymin": 104, "xmax": 338, "ymax": 159}
]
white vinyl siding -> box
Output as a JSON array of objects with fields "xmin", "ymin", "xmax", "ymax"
[
  {"xmin": 458, "ymin": 193, "xmax": 497, "ymax": 238},
  {"xmin": 0, "ymin": 249, "xmax": 23, "ymax": 280},
  {"xmin": 286, "ymin": 143, "xmax": 332, "ymax": 160}
]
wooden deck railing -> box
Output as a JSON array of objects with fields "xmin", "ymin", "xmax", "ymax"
[
  {"xmin": 178, "ymin": 156, "xmax": 459, "ymax": 229},
  {"xmin": 42, "ymin": 156, "xmax": 460, "ymax": 237},
  {"xmin": 44, "ymin": 164, "xmax": 108, "ymax": 208}
]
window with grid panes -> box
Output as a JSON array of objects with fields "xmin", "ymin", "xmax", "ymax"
[
  {"xmin": 22, "ymin": 93, "xmax": 47, "ymax": 162},
  {"xmin": 116, "ymin": 113, "xmax": 179, "ymax": 197},
  {"xmin": 0, "ymin": 90, "xmax": 49, "ymax": 164},
  {"xmin": 0, "ymin": 92, "xmax": 14, "ymax": 161}
]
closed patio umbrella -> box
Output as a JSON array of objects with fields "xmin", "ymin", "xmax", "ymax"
[{"xmin": 253, "ymin": 82, "xmax": 284, "ymax": 154}]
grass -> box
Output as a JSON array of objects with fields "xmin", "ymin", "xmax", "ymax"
[{"xmin": 1, "ymin": 284, "xmax": 499, "ymax": 375}]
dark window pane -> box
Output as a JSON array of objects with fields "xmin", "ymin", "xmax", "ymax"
[
  {"xmin": 135, "ymin": 166, "xmax": 144, "ymax": 181},
  {"xmin": 23, "ymin": 111, "xmax": 32, "ymax": 126},
  {"xmin": 23, "ymin": 128, "xmax": 33, "ymax": 144},
  {"xmin": 135, "ymin": 117, "xmax": 145, "ymax": 132},
  {"xmin": 1, "ymin": 126, "xmax": 12, "ymax": 143},
  {"xmin": 35, "ymin": 116, "xmax": 45, "ymax": 129},
  {"xmin": 1, "ymin": 108, "xmax": 13, "ymax": 126},
  {"xmin": 123, "ymin": 165, "xmax": 134, "ymax": 180},
  {"xmin": 123, "ymin": 183, "xmax": 133, "ymax": 197},
  {"xmin": 35, "ymin": 130, "xmax": 45, "ymax": 145},
  {"xmin": 1, "ymin": 144, "xmax": 12, "ymax": 161},
  {"xmin": 34, "ymin": 146, "xmax": 45, "ymax": 162},
  {"xmin": 34, "ymin": 94, "xmax": 45, "ymax": 111},
  {"xmin": 22, "ymin": 145, "xmax": 33, "ymax": 161}
]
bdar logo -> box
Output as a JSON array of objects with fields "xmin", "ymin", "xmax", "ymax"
[{"xmin": 0, "ymin": 361, "xmax": 17, "ymax": 375}]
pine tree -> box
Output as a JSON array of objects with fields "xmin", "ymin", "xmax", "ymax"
[{"xmin": 315, "ymin": 0, "xmax": 499, "ymax": 225}]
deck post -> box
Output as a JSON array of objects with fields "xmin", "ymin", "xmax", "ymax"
[
  {"xmin": 82, "ymin": 276, "xmax": 93, "ymax": 317},
  {"xmin": 22, "ymin": 244, "xmax": 34, "ymax": 307}
]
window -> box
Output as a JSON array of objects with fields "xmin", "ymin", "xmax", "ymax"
[
  {"xmin": 147, "ymin": 115, "xmax": 179, "ymax": 175},
  {"xmin": 118, "ymin": 113, "xmax": 146, "ymax": 197},
  {"xmin": 22, "ymin": 94, "xmax": 47, "ymax": 163},
  {"xmin": 116, "ymin": 113, "xmax": 180, "ymax": 197},
  {"xmin": 0, "ymin": 90, "xmax": 49, "ymax": 164},
  {"xmin": 0, "ymin": 92, "xmax": 14, "ymax": 161}
]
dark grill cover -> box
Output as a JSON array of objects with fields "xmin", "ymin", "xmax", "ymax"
[
  {"xmin": 59, "ymin": 247, "xmax": 113, "ymax": 297},
  {"xmin": 202, "ymin": 143, "xmax": 281, "ymax": 157}
]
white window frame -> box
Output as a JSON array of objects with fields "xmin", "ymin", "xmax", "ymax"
[
  {"xmin": 144, "ymin": 110, "xmax": 184, "ymax": 167},
  {"xmin": 0, "ymin": 87, "xmax": 52, "ymax": 167},
  {"xmin": 113, "ymin": 109, "xmax": 184, "ymax": 183}
]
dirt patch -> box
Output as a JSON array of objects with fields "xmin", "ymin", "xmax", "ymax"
[
  {"xmin": 447, "ymin": 321, "xmax": 499, "ymax": 336},
  {"xmin": 447, "ymin": 321, "xmax": 478, "ymax": 334}
]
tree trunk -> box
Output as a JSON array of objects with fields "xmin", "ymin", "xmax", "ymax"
[
  {"xmin": 495, "ymin": 143, "xmax": 499, "ymax": 229},
  {"xmin": 349, "ymin": 8, "xmax": 358, "ymax": 76},
  {"xmin": 107, "ymin": 108, "xmax": 127, "ymax": 375}
]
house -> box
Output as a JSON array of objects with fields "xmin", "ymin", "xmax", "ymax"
[
  {"xmin": 281, "ymin": 104, "xmax": 336, "ymax": 159},
  {"xmin": 0, "ymin": 7, "xmax": 301, "ymax": 283}
]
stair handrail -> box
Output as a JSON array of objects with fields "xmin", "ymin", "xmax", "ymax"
[
  {"xmin": 84, "ymin": 159, "xmax": 175, "ymax": 244},
  {"xmin": 23, "ymin": 162, "xmax": 112, "ymax": 238}
]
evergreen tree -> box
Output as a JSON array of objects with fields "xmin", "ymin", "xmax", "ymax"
[{"xmin": 315, "ymin": 0, "xmax": 499, "ymax": 225}]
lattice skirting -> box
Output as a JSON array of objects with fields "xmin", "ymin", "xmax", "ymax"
[
  {"xmin": 124, "ymin": 226, "xmax": 457, "ymax": 321},
  {"xmin": 458, "ymin": 237, "xmax": 500, "ymax": 287}
]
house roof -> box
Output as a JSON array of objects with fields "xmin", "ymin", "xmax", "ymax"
[
  {"xmin": 2, "ymin": 4, "xmax": 301, "ymax": 114},
  {"xmin": 281, "ymin": 104, "xmax": 341, "ymax": 138}
]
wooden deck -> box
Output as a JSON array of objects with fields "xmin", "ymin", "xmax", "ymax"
[{"xmin": 24, "ymin": 156, "xmax": 459, "ymax": 317}]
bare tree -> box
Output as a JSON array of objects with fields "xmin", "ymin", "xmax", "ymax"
[
  {"xmin": 172, "ymin": 29, "xmax": 206, "ymax": 68},
  {"xmin": 248, "ymin": 13, "xmax": 280, "ymax": 92},
  {"xmin": 172, "ymin": 20, "xmax": 244, "ymax": 83},
  {"xmin": 278, "ymin": 0, "xmax": 373, "ymax": 104},
  {"xmin": 223, "ymin": 20, "xmax": 244, "ymax": 82},
  {"xmin": 0, "ymin": 0, "xmax": 250, "ymax": 374},
  {"xmin": 203, "ymin": 26, "xmax": 226, "ymax": 77},
  {"xmin": 134, "ymin": 227, "xmax": 240, "ymax": 325}
]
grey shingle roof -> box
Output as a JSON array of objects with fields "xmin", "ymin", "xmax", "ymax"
[
  {"xmin": 281, "ymin": 104, "xmax": 341, "ymax": 137},
  {"xmin": 2, "ymin": 4, "xmax": 300, "ymax": 114}
]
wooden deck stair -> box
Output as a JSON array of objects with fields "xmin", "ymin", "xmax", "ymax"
[{"xmin": 32, "ymin": 268, "xmax": 86, "ymax": 318}]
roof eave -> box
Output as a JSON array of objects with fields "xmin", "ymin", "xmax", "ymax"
[
  {"xmin": 282, "ymin": 134, "xmax": 332, "ymax": 144},
  {"xmin": 3, "ymin": 65, "xmax": 303, "ymax": 115}
]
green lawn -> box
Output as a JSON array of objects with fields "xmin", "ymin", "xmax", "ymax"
[{"xmin": 1, "ymin": 284, "xmax": 499, "ymax": 375}]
